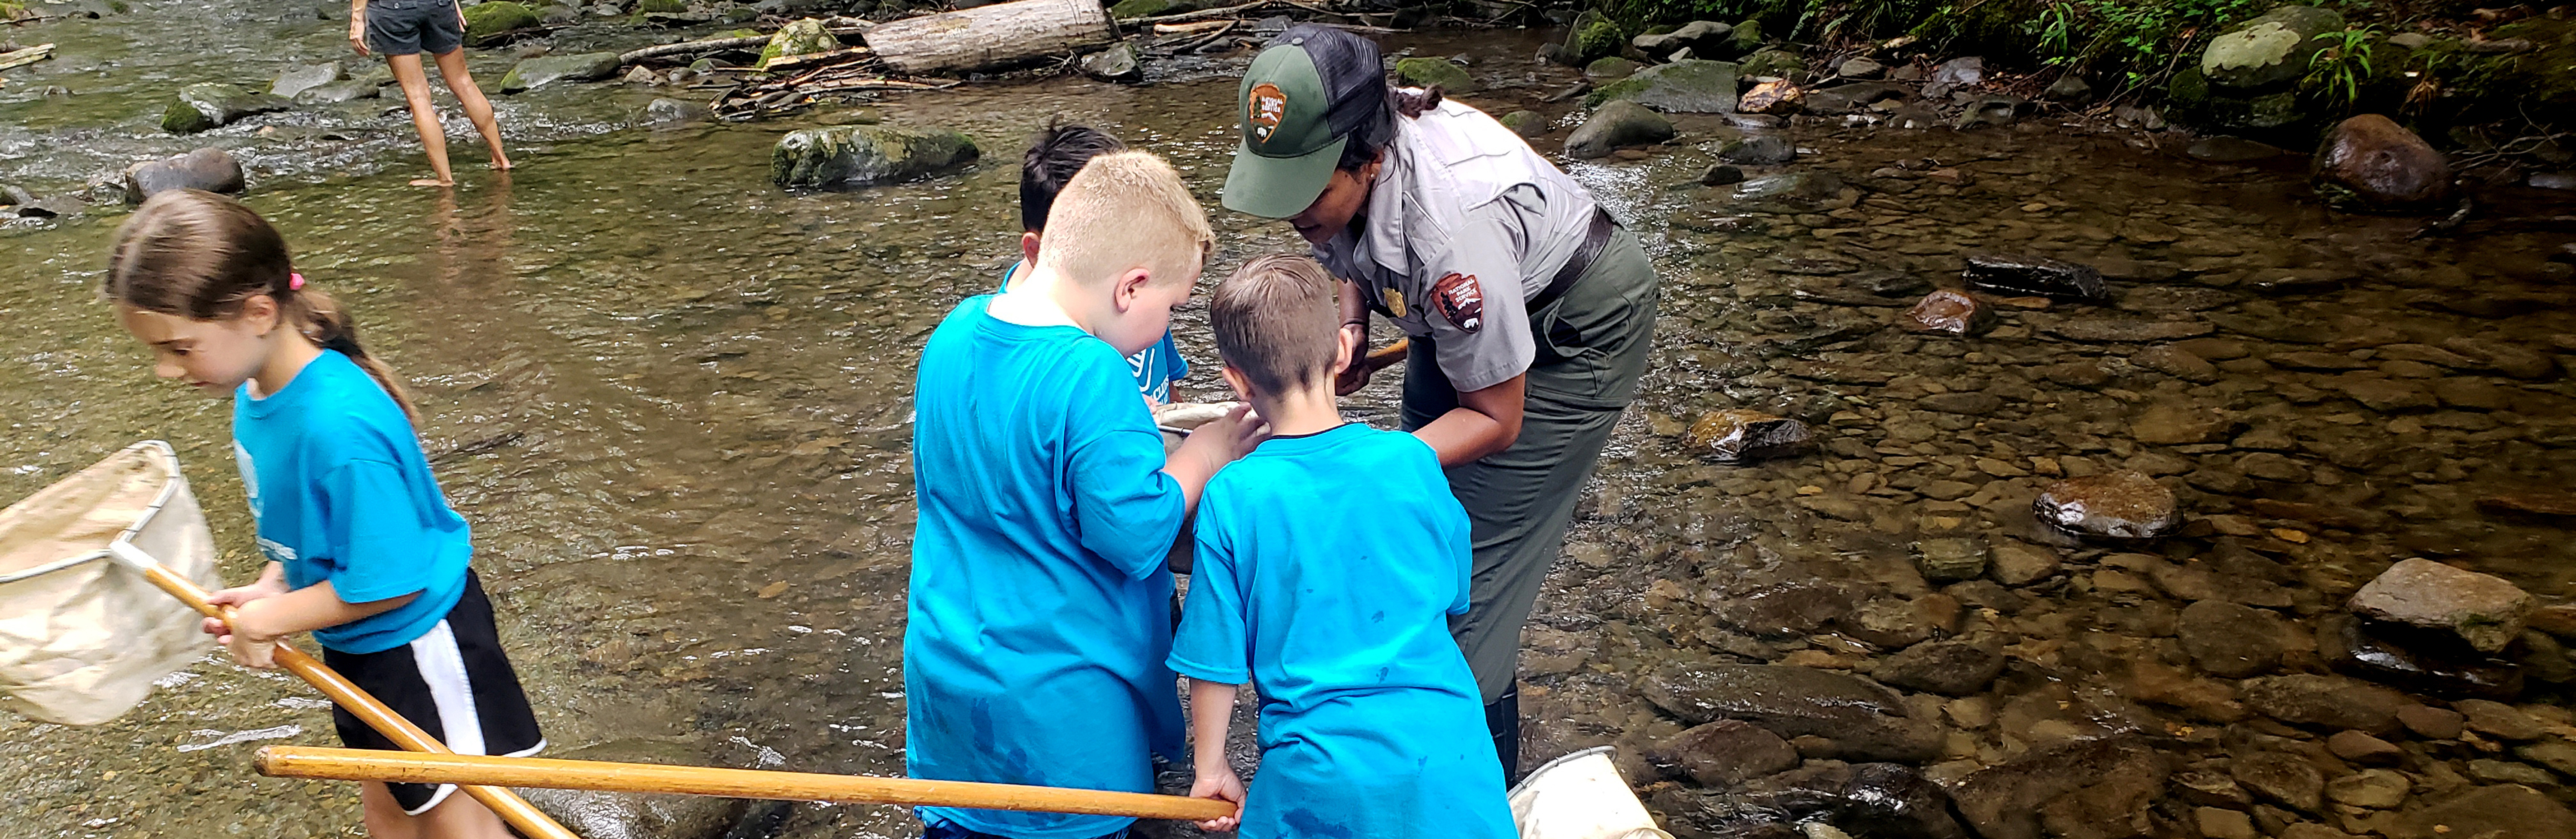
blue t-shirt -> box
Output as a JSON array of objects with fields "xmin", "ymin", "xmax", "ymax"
[
  {"xmin": 231, "ymin": 350, "xmax": 471, "ymax": 655},
  {"xmin": 1167, "ymin": 424, "xmax": 1515, "ymax": 839},
  {"xmin": 999, "ymin": 263, "xmax": 1188, "ymax": 402},
  {"xmin": 905, "ymin": 295, "xmax": 1189, "ymax": 839}
]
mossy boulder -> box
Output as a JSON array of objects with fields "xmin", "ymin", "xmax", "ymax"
[
  {"xmin": 2168, "ymin": 65, "xmax": 2310, "ymax": 134},
  {"xmin": 1498, "ymin": 110, "xmax": 1548, "ymax": 138},
  {"xmin": 1586, "ymin": 59, "xmax": 1739, "ymax": 113},
  {"xmin": 773, "ymin": 125, "xmax": 980, "ymax": 190},
  {"xmin": 2200, "ymin": 5, "xmax": 2343, "ymax": 91},
  {"xmin": 1553, "ymin": 9, "xmax": 1617, "ymax": 66},
  {"xmin": 1393, "ymin": 57, "xmax": 1476, "ymax": 94},
  {"xmin": 1725, "ymin": 18, "xmax": 1763, "ymax": 57},
  {"xmin": 498, "ymin": 52, "xmax": 621, "ymax": 93},
  {"xmin": 1740, "ymin": 48, "xmax": 1803, "ymax": 80},
  {"xmin": 1564, "ymin": 100, "xmax": 1673, "ymax": 159},
  {"xmin": 462, "ymin": 1, "xmax": 541, "ymax": 46},
  {"xmin": 161, "ymin": 83, "xmax": 291, "ymax": 133},
  {"xmin": 757, "ymin": 18, "xmax": 838, "ymax": 69},
  {"xmin": 1585, "ymin": 57, "xmax": 1642, "ymax": 79}
]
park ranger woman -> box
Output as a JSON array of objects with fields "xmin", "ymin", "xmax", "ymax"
[{"xmin": 1221, "ymin": 24, "xmax": 1659, "ymax": 780}]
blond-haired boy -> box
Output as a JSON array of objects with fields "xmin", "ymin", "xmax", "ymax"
[{"xmin": 905, "ymin": 151, "xmax": 1264, "ymax": 839}]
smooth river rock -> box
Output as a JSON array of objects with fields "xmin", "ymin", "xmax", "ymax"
[
  {"xmin": 161, "ymin": 83, "xmax": 290, "ymax": 133},
  {"xmin": 2312, "ymin": 114, "xmax": 2454, "ymax": 212},
  {"xmin": 1686, "ymin": 409, "xmax": 1814, "ymax": 463},
  {"xmin": 2240, "ymin": 673, "xmax": 2411, "ymax": 733},
  {"xmin": 1951, "ymin": 736, "xmax": 2169, "ymax": 839},
  {"xmin": 1564, "ymin": 100, "xmax": 1674, "ymax": 159},
  {"xmin": 121, "ymin": 147, "xmax": 245, "ymax": 204},
  {"xmin": 2199, "ymin": 5, "xmax": 2343, "ymax": 90},
  {"xmin": 772, "ymin": 125, "xmax": 980, "ymax": 190},
  {"xmin": 1902, "ymin": 289, "xmax": 1994, "ymax": 335},
  {"xmin": 2033, "ymin": 470, "xmax": 2179, "ymax": 539},
  {"xmin": 1585, "ymin": 59, "xmax": 1739, "ymax": 113},
  {"xmin": 1644, "ymin": 719, "xmax": 1799, "ymax": 787},
  {"xmin": 499, "ymin": 52, "xmax": 622, "ymax": 93},
  {"xmin": 2347, "ymin": 557, "xmax": 2537, "ymax": 653},
  {"xmin": 1643, "ymin": 664, "xmax": 1943, "ymax": 763},
  {"xmin": 1962, "ymin": 254, "xmax": 2108, "ymax": 303}
]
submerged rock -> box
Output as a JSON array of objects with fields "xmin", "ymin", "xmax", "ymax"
[
  {"xmin": 294, "ymin": 79, "xmax": 380, "ymax": 104},
  {"xmin": 1732, "ymin": 171, "xmax": 1842, "ymax": 203},
  {"xmin": 1642, "ymin": 664, "xmax": 1943, "ymax": 763},
  {"xmin": 2177, "ymin": 601, "xmax": 2293, "ymax": 678},
  {"xmin": 1875, "ymin": 638, "xmax": 2004, "ymax": 696},
  {"xmin": 1585, "ymin": 59, "xmax": 1740, "ymax": 113},
  {"xmin": 499, "ymin": 52, "xmax": 621, "ymax": 93},
  {"xmin": 2312, "ymin": 115, "xmax": 2453, "ymax": 212},
  {"xmin": 122, "ymin": 147, "xmax": 245, "ymax": 204},
  {"xmin": 1902, "ymin": 290, "xmax": 1994, "ymax": 335},
  {"xmin": 2231, "ymin": 751, "xmax": 2324, "ymax": 812},
  {"xmin": 2348, "ymin": 557, "xmax": 2536, "ymax": 653},
  {"xmin": 2033, "ymin": 471, "xmax": 2178, "ymax": 539},
  {"xmin": 1716, "ymin": 134, "xmax": 1794, "ymax": 165},
  {"xmin": 1564, "ymin": 100, "xmax": 1673, "ymax": 159},
  {"xmin": 2241, "ymin": 673, "xmax": 2410, "ymax": 733},
  {"xmin": 1951, "ymin": 736, "xmax": 2168, "ymax": 839},
  {"xmin": 1584, "ymin": 56, "xmax": 1641, "ymax": 79},
  {"xmin": 1962, "ymin": 254, "xmax": 2108, "ymax": 303},
  {"xmin": 2329, "ymin": 612, "xmax": 2524, "ymax": 700},
  {"xmin": 1685, "ymin": 409, "xmax": 1813, "ymax": 463},
  {"xmin": 1498, "ymin": 110, "xmax": 1548, "ymax": 139},
  {"xmin": 2393, "ymin": 784, "xmax": 2576, "ymax": 839},
  {"xmin": 2187, "ymin": 136, "xmax": 2286, "ymax": 162},
  {"xmin": 1080, "ymin": 42, "xmax": 1140, "ymax": 82},
  {"xmin": 161, "ymin": 83, "xmax": 290, "ymax": 133},
  {"xmin": 642, "ymin": 97, "xmax": 714, "ymax": 125},
  {"xmin": 1645, "ymin": 719, "xmax": 1800, "ymax": 787},
  {"xmin": 1914, "ymin": 538, "xmax": 1988, "ymax": 583},
  {"xmin": 774, "ymin": 125, "xmax": 979, "ymax": 190},
  {"xmin": 1834, "ymin": 763, "xmax": 1971, "ymax": 839}
]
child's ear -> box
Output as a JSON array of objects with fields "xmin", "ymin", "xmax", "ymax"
[
  {"xmin": 1329, "ymin": 323, "xmax": 1358, "ymax": 376},
  {"xmin": 1114, "ymin": 268, "xmax": 1152, "ymax": 312},
  {"xmin": 1219, "ymin": 364, "xmax": 1256, "ymax": 402},
  {"xmin": 241, "ymin": 294, "xmax": 281, "ymax": 336},
  {"xmin": 1019, "ymin": 231, "xmax": 1041, "ymax": 267}
]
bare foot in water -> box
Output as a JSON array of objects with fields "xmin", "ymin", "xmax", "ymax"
[
  {"xmin": 490, "ymin": 153, "xmax": 514, "ymax": 171},
  {"xmin": 411, "ymin": 177, "xmax": 454, "ymax": 187}
]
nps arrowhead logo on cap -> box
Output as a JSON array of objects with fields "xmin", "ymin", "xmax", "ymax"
[{"xmin": 1248, "ymin": 82, "xmax": 1288, "ymax": 143}]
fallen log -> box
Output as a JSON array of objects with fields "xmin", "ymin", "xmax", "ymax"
[
  {"xmin": 617, "ymin": 24, "xmax": 873, "ymax": 66},
  {"xmin": 861, "ymin": 0, "xmax": 1113, "ymax": 75},
  {"xmin": 0, "ymin": 43, "xmax": 56, "ymax": 73}
]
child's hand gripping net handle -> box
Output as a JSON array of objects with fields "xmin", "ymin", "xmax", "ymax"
[{"xmin": 106, "ymin": 544, "xmax": 580, "ymax": 839}]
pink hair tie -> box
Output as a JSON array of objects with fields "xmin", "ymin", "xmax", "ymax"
[{"xmin": 288, "ymin": 273, "xmax": 305, "ymax": 291}]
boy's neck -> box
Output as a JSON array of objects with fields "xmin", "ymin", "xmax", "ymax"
[
  {"xmin": 1250, "ymin": 381, "xmax": 1342, "ymax": 438},
  {"xmin": 987, "ymin": 263, "xmax": 1085, "ymax": 330}
]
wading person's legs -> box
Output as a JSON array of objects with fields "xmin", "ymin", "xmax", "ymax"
[
  {"xmin": 429, "ymin": 48, "xmax": 510, "ymax": 171},
  {"xmin": 386, "ymin": 54, "xmax": 456, "ymax": 187}
]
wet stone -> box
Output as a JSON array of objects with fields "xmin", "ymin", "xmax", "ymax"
[
  {"xmin": 1962, "ymin": 254, "xmax": 2109, "ymax": 303},
  {"xmin": 2464, "ymin": 758, "xmax": 2556, "ymax": 785},
  {"xmin": 1565, "ymin": 100, "xmax": 1675, "ymax": 159},
  {"xmin": 2397, "ymin": 704, "xmax": 2464, "ymax": 739},
  {"xmin": 2133, "ymin": 400, "xmax": 2234, "ymax": 445},
  {"xmin": 1914, "ymin": 538, "xmax": 1989, "ymax": 582},
  {"xmin": 1584, "ymin": 59, "xmax": 1740, "ymax": 113},
  {"xmin": 2176, "ymin": 771, "xmax": 2254, "ymax": 807},
  {"xmin": 772, "ymin": 125, "xmax": 979, "ymax": 190},
  {"xmin": 2324, "ymin": 768, "xmax": 2408, "ymax": 809},
  {"xmin": 1875, "ymin": 638, "xmax": 2005, "ymax": 696},
  {"xmin": 498, "ymin": 52, "xmax": 622, "ymax": 93},
  {"xmin": 2241, "ymin": 674, "xmax": 2410, "ymax": 734},
  {"xmin": 2325, "ymin": 730, "xmax": 2404, "ymax": 766},
  {"xmin": 1836, "ymin": 763, "xmax": 1974, "ymax": 839},
  {"xmin": 2196, "ymin": 807, "xmax": 2257, "ymax": 839},
  {"xmin": 1989, "ymin": 541, "xmax": 2060, "ymax": 586},
  {"xmin": 1902, "ymin": 290, "xmax": 1994, "ymax": 336},
  {"xmin": 2348, "ymin": 558, "xmax": 2537, "ymax": 653},
  {"xmin": 1698, "ymin": 164, "xmax": 1745, "ymax": 185},
  {"xmin": 1642, "ymin": 664, "xmax": 1944, "ymax": 763},
  {"xmin": 1686, "ymin": 409, "xmax": 1815, "ymax": 463},
  {"xmin": 1710, "ymin": 581, "xmax": 1855, "ymax": 638},
  {"xmin": 1646, "ymin": 719, "xmax": 1801, "ymax": 787},
  {"xmin": 2187, "ymin": 136, "xmax": 2286, "ymax": 162},
  {"xmin": 269, "ymin": 61, "xmax": 342, "ymax": 98},
  {"xmin": 2033, "ymin": 470, "xmax": 2179, "ymax": 539},
  {"xmin": 121, "ymin": 147, "xmax": 244, "ymax": 205},
  {"xmin": 1950, "ymin": 735, "xmax": 2168, "ymax": 839},
  {"xmin": 2333, "ymin": 376, "xmax": 2436, "ymax": 412},
  {"xmin": 1917, "ymin": 392, "xmax": 2002, "ymax": 416},
  {"xmin": 1838, "ymin": 594, "xmax": 1959, "ymax": 649},
  {"xmin": 2514, "ymin": 740, "xmax": 2576, "ymax": 777},
  {"xmin": 1717, "ymin": 134, "xmax": 1795, "ymax": 165},
  {"xmin": 2178, "ymin": 600, "xmax": 2291, "ymax": 678},
  {"xmin": 1737, "ymin": 80, "xmax": 1802, "ymax": 115},
  {"xmin": 2320, "ymin": 616, "xmax": 2525, "ymax": 700},
  {"xmin": 2395, "ymin": 779, "xmax": 2576, "ymax": 839},
  {"xmin": 2133, "ymin": 345, "xmax": 2218, "ymax": 382},
  {"xmin": 2313, "ymin": 115, "xmax": 2452, "ymax": 212},
  {"xmin": 2043, "ymin": 318, "xmax": 2213, "ymax": 343},
  {"xmin": 2454, "ymin": 699, "xmax": 2544, "ymax": 740},
  {"xmin": 1838, "ymin": 57, "xmax": 1884, "ymax": 79},
  {"xmin": 2232, "ymin": 751, "xmax": 2324, "ymax": 813}
]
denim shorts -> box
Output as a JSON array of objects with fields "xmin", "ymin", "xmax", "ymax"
[{"xmin": 366, "ymin": 0, "xmax": 466, "ymax": 57}]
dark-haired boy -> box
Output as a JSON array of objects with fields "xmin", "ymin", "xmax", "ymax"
[
  {"xmin": 1005, "ymin": 123, "xmax": 1189, "ymax": 404},
  {"xmin": 1170, "ymin": 253, "xmax": 1513, "ymax": 839}
]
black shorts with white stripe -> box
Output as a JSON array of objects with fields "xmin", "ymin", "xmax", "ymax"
[{"xmin": 322, "ymin": 569, "xmax": 544, "ymax": 815}]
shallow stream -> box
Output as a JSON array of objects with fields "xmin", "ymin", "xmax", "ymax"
[{"xmin": 3, "ymin": 3, "xmax": 2573, "ymax": 838}]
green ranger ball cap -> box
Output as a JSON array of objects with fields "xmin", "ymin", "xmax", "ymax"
[{"xmin": 1222, "ymin": 26, "xmax": 1379, "ymax": 218}]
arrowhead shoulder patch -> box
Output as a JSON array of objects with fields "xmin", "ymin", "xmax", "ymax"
[{"xmin": 1431, "ymin": 272, "xmax": 1485, "ymax": 333}]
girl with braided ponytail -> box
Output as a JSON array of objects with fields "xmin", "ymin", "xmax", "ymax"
[{"xmin": 106, "ymin": 189, "xmax": 542, "ymax": 839}]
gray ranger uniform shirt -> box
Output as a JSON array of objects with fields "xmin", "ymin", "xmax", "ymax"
[{"xmin": 1313, "ymin": 98, "xmax": 1602, "ymax": 394}]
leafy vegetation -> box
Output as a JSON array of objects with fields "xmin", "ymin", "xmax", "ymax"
[{"xmin": 2302, "ymin": 25, "xmax": 2380, "ymax": 111}]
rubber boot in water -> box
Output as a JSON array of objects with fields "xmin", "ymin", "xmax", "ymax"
[{"xmin": 1484, "ymin": 680, "xmax": 1521, "ymax": 786}]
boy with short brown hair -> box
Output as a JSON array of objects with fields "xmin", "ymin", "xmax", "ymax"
[{"xmin": 906, "ymin": 151, "xmax": 1263, "ymax": 839}]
